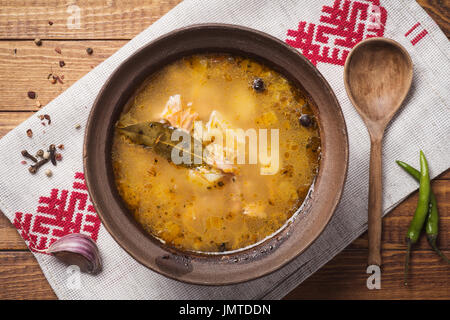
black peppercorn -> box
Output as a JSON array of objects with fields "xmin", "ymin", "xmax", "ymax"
[
  {"xmin": 219, "ymin": 243, "xmax": 227, "ymax": 252},
  {"xmin": 252, "ymin": 78, "xmax": 265, "ymax": 92},
  {"xmin": 299, "ymin": 114, "xmax": 312, "ymax": 127}
]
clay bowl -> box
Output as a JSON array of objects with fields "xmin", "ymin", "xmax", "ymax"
[{"xmin": 84, "ymin": 24, "xmax": 348, "ymax": 285}]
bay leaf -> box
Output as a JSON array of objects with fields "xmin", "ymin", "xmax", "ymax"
[{"xmin": 118, "ymin": 121, "xmax": 206, "ymax": 168}]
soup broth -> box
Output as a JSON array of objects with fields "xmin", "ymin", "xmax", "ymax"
[{"xmin": 112, "ymin": 54, "xmax": 321, "ymax": 252}]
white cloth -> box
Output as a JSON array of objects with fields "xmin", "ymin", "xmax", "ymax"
[{"xmin": 0, "ymin": 0, "xmax": 449, "ymax": 300}]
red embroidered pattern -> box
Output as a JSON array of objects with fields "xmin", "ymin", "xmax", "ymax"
[
  {"xmin": 405, "ymin": 22, "xmax": 428, "ymax": 46},
  {"xmin": 405, "ymin": 22, "xmax": 420, "ymax": 37},
  {"xmin": 286, "ymin": 0, "xmax": 387, "ymax": 66},
  {"xmin": 14, "ymin": 172, "xmax": 101, "ymax": 253},
  {"xmin": 411, "ymin": 29, "xmax": 428, "ymax": 45}
]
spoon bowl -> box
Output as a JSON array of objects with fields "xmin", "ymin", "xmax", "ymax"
[
  {"xmin": 344, "ymin": 38, "xmax": 413, "ymax": 266},
  {"xmin": 345, "ymin": 38, "xmax": 413, "ymax": 130}
]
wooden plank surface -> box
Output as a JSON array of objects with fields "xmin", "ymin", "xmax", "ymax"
[
  {"xmin": 0, "ymin": 252, "xmax": 56, "ymax": 299},
  {"xmin": 0, "ymin": 41, "xmax": 127, "ymax": 110},
  {"xmin": 0, "ymin": 0, "xmax": 449, "ymax": 300},
  {"xmin": 0, "ymin": 0, "xmax": 445, "ymax": 41},
  {"xmin": 416, "ymin": 0, "xmax": 450, "ymax": 36},
  {"xmin": 0, "ymin": 0, "xmax": 182, "ymax": 39},
  {"xmin": 285, "ymin": 249, "xmax": 450, "ymax": 300}
]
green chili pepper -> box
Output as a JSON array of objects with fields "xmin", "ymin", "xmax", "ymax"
[
  {"xmin": 396, "ymin": 160, "xmax": 449, "ymax": 264},
  {"xmin": 397, "ymin": 151, "xmax": 430, "ymax": 285}
]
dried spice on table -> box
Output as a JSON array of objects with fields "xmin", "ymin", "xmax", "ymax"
[
  {"xmin": 21, "ymin": 150, "xmax": 37, "ymax": 162},
  {"xmin": 28, "ymin": 158, "xmax": 49, "ymax": 174},
  {"xmin": 21, "ymin": 143, "xmax": 64, "ymax": 175}
]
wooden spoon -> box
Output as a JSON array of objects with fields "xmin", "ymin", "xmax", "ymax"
[{"xmin": 344, "ymin": 38, "xmax": 413, "ymax": 266}]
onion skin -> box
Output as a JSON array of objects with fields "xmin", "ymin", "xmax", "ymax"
[{"xmin": 47, "ymin": 233, "xmax": 102, "ymax": 274}]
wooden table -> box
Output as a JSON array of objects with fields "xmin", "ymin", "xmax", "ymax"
[{"xmin": 0, "ymin": 0, "xmax": 448, "ymax": 300}]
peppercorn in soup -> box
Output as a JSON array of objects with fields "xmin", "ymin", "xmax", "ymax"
[{"xmin": 112, "ymin": 54, "xmax": 321, "ymax": 252}]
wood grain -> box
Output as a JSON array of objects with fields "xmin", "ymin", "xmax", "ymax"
[
  {"xmin": 285, "ymin": 249, "xmax": 450, "ymax": 300},
  {"xmin": 367, "ymin": 137, "xmax": 383, "ymax": 265},
  {"xmin": 0, "ymin": 252, "xmax": 57, "ymax": 299},
  {"xmin": 1, "ymin": 248, "xmax": 448, "ymax": 300},
  {"xmin": 0, "ymin": 40, "xmax": 127, "ymax": 110},
  {"xmin": 0, "ymin": 0, "xmax": 182, "ymax": 39},
  {"xmin": 417, "ymin": 0, "xmax": 450, "ymax": 37},
  {"xmin": 0, "ymin": 214, "xmax": 27, "ymax": 250},
  {"xmin": 0, "ymin": 111, "xmax": 34, "ymax": 135}
]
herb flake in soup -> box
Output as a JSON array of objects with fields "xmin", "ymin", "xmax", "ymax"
[{"xmin": 112, "ymin": 54, "xmax": 321, "ymax": 253}]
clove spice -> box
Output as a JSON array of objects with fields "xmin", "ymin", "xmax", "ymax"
[
  {"xmin": 21, "ymin": 150, "xmax": 37, "ymax": 163},
  {"xmin": 23, "ymin": 144, "xmax": 64, "ymax": 175},
  {"xmin": 29, "ymin": 158, "xmax": 49, "ymax": 174},
  {"xmin": 49, "ymin": 144, "xmax": 56, "ymax": 165}
]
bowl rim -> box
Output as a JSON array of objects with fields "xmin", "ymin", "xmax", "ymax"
[{"xmin": 84, "ymin": 23, "xmax": 349, "ymax": 285}]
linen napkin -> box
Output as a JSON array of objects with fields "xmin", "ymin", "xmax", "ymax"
[{"xmin": 0, "ymin": 0, "xmax": 449, "ymax": 300}]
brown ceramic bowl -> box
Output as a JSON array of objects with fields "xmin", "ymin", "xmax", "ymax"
[{"xmin": 84, "ymin": 24, "xmax": 348, "ymax": 285}]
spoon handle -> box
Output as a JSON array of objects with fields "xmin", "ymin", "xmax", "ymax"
[{"xmin": 368, "ymin": 136, "xmax": 383, "ymax": 266}]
